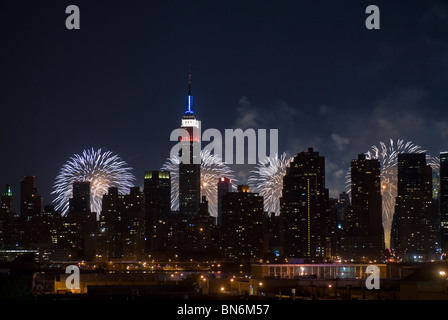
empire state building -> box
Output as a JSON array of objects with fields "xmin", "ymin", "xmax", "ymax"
[{"xmin": 179, "ymin": 67, "xmax": 201, "ymax": 216}]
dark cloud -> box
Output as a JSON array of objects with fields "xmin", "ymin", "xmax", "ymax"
[{"xmin": 231, "ymin": 84, "xmax": 447, "ymax": 198}]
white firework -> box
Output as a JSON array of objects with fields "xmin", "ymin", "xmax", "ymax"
[
  {"xmin": 345, "ymin": 139, "xmax": 439, "ymax": 248},
  {"xmin": 52, "ymin": 148, "xmax": 135, "ymax": 217},
  {"xmin": 429, "ymin": 156, "xmax": 440, "ymax": 199},
  {"xmin": 247, "ymin": 152, "xmax": 293, "ymax": 215},
  {"xmin": 428, "ymin": 156, "xmax": 440, "ymax": 173},
  {"xmin": 161, "ymin": 150, "xmax": 237, "ymax": 217}
]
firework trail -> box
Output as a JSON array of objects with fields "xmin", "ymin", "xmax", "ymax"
[
  {"xmin": 161, "ymin": 150, "xmax": 237, "ymax": 217},
  {"xmin": 345, "ymin": 139, "xmax": 439, "ymax": 248},
  {"xmin": 428, "ymin": 156, "xmax": 440, "ymax": 172},
  {"xmin": 248, "ymin": 152, "xmax": 293, "ymax": 215},
  {"xmin": 52, "ymin": 148, "xmax": 135, "ymax": 217},
  {"xmin": 428, "ymin": 156, "xmax": 440, "ymax": 199}
]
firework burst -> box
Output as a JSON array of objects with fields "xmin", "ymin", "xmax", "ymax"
[
  {"xmin": 161, "ymin": 150, "xmax": 237, "ymax": 217},
  {"xmin": 248, "ymin": 152, "xmax": 293, "ymax": 215},
  {"xmin": 52, "ymin": 148, "xmax": 135, "ymax": 217},
  {"xmin": 345, "ymin": 139, "xmax": 438, "ymax": 248}
]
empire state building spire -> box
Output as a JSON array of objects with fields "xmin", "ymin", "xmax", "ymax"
[
  {"xmin": 181, "ymin": 65, "xmax": 200, "ymax": 141},
  {"xmin": 186, "ymin": 64, "xmax": 194, "ymax": 114},
  {"xmin": 179, "ymin": 65, "xmax": 201, "ymax": 217}
]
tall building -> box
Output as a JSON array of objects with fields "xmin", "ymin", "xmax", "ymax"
[
  {"xmin": 19, "ymin": 177, "xmax": 44, "ymax": 248},
  {"xmin": 0, "ymin": 184, "xmax": 14, "ymax": 247},
  {"xmin": 2, "ymin": 184, "xmax": 26, "ymax": 250},
  {"xmin": 20, "ymin": 176, "xmax": 43, "ymax": 221},
  {"xmin": 179, "ymin": 68, "xmax": 201, "ymax": 217},
  {"xmin": 280, "ymin": 147, "xmax": 330, "ymax": 261},
  {"xmin": 391, "ymin": 153, "xmax": 435, "ymax": 261},
  {"xmin": 99, "ymin": 187, "xmax": 145, "ymax": 261},
  {"xmin": 69, "ymin": 181, "xmax": 91, "ymax": 214},
  {"xmin": 327, "ymin": 197, "xmax": 339, "ymax": 259},
  {"xmin": 1, "ymin": 184, "xmax": 14, "ymax": 217},
  {"xmin": 66, "ymin": 181, "xmax": 96, "ymax": 260},
  {"xmin": 123, "ymin": 187, "xmax": 145, "ymax": 260},
  {"xmin": 42, "ymin": 205, "xmax": 61, "ymax": 246},
  {"xmin": 332, "ymin": 192, "xmax": 350, "ymax": 259},
  {"xmin": 144, "ymin": 171, "xmax": 171, "ymax": 221},
  {"xmin": 188, "ymin": 196, "xmax": 219, "ymax": 257},
  {"xmin": 336, "ymin": 192, "xmax": 350, "ymax": 231},
  {"xmin": 263, "ymin": 212, "xmax": 281, "ymax": 260},
  {"xmin": 99, "ymin": 187, "xmax": 124, "ymax": 260},
  {"xmin": 143, "ymin": 170, "xmax": 171, "ymax": 253},
  {"xmin": 343, "ymin": 154, "xmax": 384, "ymax": 261},
  {"xmin": 217, "ymin": 177, "xmax": 232, "ymax": 227},
  {"xmin": 440, "ymin": 151, "xmax": 448, "ymax": 255},
  {"xmin": 221, "ymin": 185, "xmax": 264, "ymax": 260}
]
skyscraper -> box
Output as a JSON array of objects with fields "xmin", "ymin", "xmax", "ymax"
[
  {"xmin": 69, "ymin": 181, "xmax": 91, "ymax": 214},
  {"xmin": 1, "ymin": 184, "xmax": 14, "ymax": 217},
  {"xmin": 143, "ymin": 170, "xmax": 171, "ymax": 252},
  {"xmin": 123, "ymin": 187, "xmax": 145, "ymax": 260},
  {"xmin": 42, "ymin": 205, "xmax": 61, "ymax": 246},
  {"xmin": 0, "ymin": 184, "xmax": 14, "ymax": 247},
  {"xmin": 336, "ymin": 192, "xmax": 350, "ymax": 231},
  {"xmin": 391, "ymin": 153, "xmax": 435, "ymax": 262},
  {"xmin": 263, "ymin": 212, "xmax": 281, "ymax": 260},
  {"xmin": 343, "ymin": 154, "xmax": 384, "ymax": 261},
  {"xmin": 217, "ymin": 177, "xmax": 232, "ymax": 226},
  {"xmin": 190, "ymin": 195, "xmax": 218, "ymax": 256},
  {"xmin": 280, "ymin": 147, "xmax": 330, "ymax": 261},
  {"xmin": 67, "ymin": 181, "xmax": 96, "ymax": 260},
  {"xmin": 144, "ymin": 171, "xmax": 171, "ymax": 221},
  {"xmin": 333, "ymin": 192, "xmax": 350, "ymax": 259},
  {"xmin": 20, "ymin": 176, "xmax": 43, "ymax": 221},
  {"xmin": 99, "ymin": 187, "xmax": 124, "ymax": 260},
  {"xmin": 179, "ymin": 67, "xmax": 201, "ymax": 217},
  {"xmin": 440, "ymin": 151, "xmax": 448, "ymax": 255},
  {"xmin": 221, "ymin": 185, "xmax": 264, "ymax": 260},
  {"xmin": 99, "ymin": 187, "xmax": 145, "ymax": 261}
]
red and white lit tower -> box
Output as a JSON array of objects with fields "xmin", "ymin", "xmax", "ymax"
[{"xmin": 179, "ymin": 66, "xmax": 201, "ymax": 216}]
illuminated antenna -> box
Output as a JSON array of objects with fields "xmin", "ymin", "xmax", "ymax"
[
  {"xmin": 188, "ymin": 64, "xmax": 192, "ymax": 96},
  {"xmin": 186, "ymin": 64, "xmax": 194, "ymax": 114}
]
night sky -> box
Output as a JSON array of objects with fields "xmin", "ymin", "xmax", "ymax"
[{"xmin": 1, "ymin": 0, "xmax": 448, "ymax": 208}]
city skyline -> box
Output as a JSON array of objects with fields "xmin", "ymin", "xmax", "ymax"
[
  {"xmin": 1, "ymin": 106, "xmax": 447, "ymax": 300},
  {"xmin": 3, "ymin": 0, "xmax": 448, "ymax": 303},
  {"xmin": 2, "ymin": 1, "xmax": 448, "ymax": 206},
  {"xmin": 2, "ymin": 143, "xmax": 445, "ymax": 216},
  {"xmin": 0, "ymin": 61, "xmax": 444, "ymax": 258},
  {"xmin": 2, "ymin": 139, "xmax": 443, "ymax": 263},
  {"xmin": 1, "ymin": 67, "xmax": 446, "ymax": 215},
  {"xmin": 3, "ymin": 58, "xmax": 446, "ymax": 214}
]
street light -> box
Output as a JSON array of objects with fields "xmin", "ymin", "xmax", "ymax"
[{"xmin": 200, "ymin": 274, "xmax": 212, "ymax": 294}]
